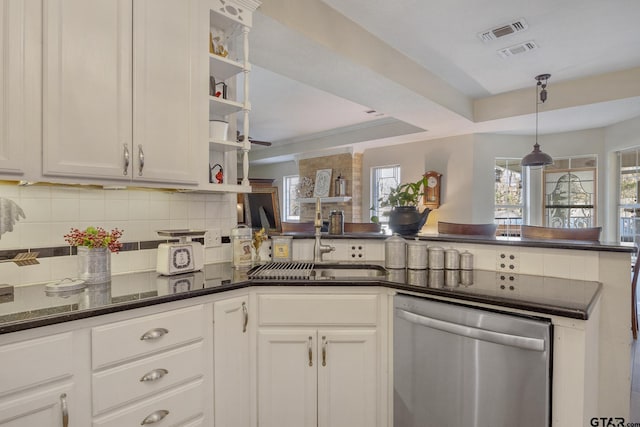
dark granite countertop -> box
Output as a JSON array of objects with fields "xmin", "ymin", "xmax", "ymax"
[
  {"xmin": 282, "ymin": 232, "xmax": 635, "ymax": 253},
  {"xmin": 0, "ymin": 262, "xmax": 602, "ymax": 335}
]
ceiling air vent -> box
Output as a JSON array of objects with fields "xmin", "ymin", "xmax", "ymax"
[
  {"xmin": 497, "ymin": 40, "xmax": 539, "ymax": 58},
  {"xmin": 478, "ymin": 18, "xmax": 528, "ymax": 42}
]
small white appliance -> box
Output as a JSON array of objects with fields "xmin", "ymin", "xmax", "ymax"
[{"xmin": 156, "ymin": 230, "xmax": 205, "ymax": 276}]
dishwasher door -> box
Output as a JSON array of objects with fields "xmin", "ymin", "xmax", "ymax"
[{"xmin": 394, "ymin": 295, "xmax": 551, "ymax": 427}]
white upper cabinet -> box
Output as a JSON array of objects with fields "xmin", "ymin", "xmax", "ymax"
[
  {"xmin": 0, "ymin": 0, "xmax": 34, "ymax": 177},
  {"xmin": 42, "ymin": 0, "xmax": 199, "ymax": 186}
]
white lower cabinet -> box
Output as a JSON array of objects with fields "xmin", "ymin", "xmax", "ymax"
[
  {"xmin": 0, "ymin": 332, "xmax": 77, "ymax": 427},
  {"xmin": 90, "ymin": 304, "xmax": 208, "ymax": 425},
  {"xmin": 0, "ymin": 384, "xmax": 73, "ymax": 427},
  {"xmin": 213, "ymin": 294, "xmax": 251, "ymax": 427},
  {"xmin": 256, "ymin": 291, "xmax": 388, "ymax": 427},
  {"xmin": 258, "ymin": 329, "xmax": 377, "ymax": 427}
]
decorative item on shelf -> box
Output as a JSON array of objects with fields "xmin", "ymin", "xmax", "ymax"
[
  {"xmin": 313, "ymin": 169, "xmax": 332, "ymax": 198},
  {"xmin": 296, "ymin": 176, "xmax": 314, "ymax": 198},
  {"xmin": 209, "ymin": 76, "xmax": 216, "ymax": 96},
  {"xmin": 212, "ymin": 35, "xmax": 229, "ymax": 58},
  {"xmin": 423, "ymin": 171, "xmax": 442, "ymax": 210},
  {"xmin": 521, "ymin": 73, "xmax": 553, "ymax": 167},
  {"xmin": 210, "ymin": 163, "xmax": 223, "ymax": 184},
  {"xmin": 251, "ymin": 228, "xmax": 268, "ymax": 264},
  {"xmin": 64, "ymin": 226, "xmax": 123, "ymax": 284},
  {"xmin": 209, "ymin": 32, "xmax": 215, "ymax": 54},
  {"xmin": 209, "ymin": 120, "xmax": 229, "ymax": 140},
  {"xmin": 379, "ymin": 177, "xmax": 430, "ymax": 235},
  {"xmin": 334, "ymin": 172, "xmax": 346, "ymax": 196},
  {"xmin": 215, "ymin": 81, "xmax": 228, "ymax": 99}
]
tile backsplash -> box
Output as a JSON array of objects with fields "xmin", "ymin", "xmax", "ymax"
[{"xmin": 0, "ymin": 182, "xmax": 236, "ymax": 285}]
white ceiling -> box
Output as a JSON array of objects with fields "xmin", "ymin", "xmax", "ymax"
[{"xmin": 244, "ymin": 0, "xmax": 640, "ymax": 163}]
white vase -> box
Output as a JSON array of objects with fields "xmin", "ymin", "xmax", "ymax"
[{"xmin": 77, "ymin": 246, "xmax": 111, "ymax": 284}]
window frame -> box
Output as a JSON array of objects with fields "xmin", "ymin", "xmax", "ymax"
[
  {"xmin": 370, "ymin": 164, "xmax": 401, "ymax": 226},
  {"xmin": 282, "ymin": 174, "xmax": 300, "ymax": 221}
]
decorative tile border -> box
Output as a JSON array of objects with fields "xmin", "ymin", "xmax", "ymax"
[{"xmin": 0, "ymin": 237, "xmax": 230, "ymax": 261}]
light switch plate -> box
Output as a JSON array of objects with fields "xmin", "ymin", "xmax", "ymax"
[{"xmin": 205, "ymin": 228, "xmax": 221, "ymax": 248}]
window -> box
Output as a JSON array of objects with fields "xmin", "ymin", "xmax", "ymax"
[
  {"xmin": 543, "ymin": 156, "xmax": 596, "ymax": 228},
  {"xmin": 371, "ymin": 165, "xmax": 400, "ymax": 226},
  {"xmin": 494, "ymin": 159, "xmax": 523, "ymax": 236},
  {"xmin": 282, "ymin": 175, "xmax": 300, "ymax": 221},
  {"xmin": 618, "ymin": 149, "xmax": 640, "ymax": 244}
]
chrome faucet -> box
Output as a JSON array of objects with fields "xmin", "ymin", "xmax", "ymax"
[{"xmin": 313, "ymin": 198, "xmax": 334, "ymax": 263}]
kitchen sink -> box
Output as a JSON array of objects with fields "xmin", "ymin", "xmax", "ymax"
[
  {"xmin": 310, "ymin": 264, "xmax": 387, "ymax": 279},
  {"xmin": 247, "ymin": 262, "xmax": 387, "ymax": 280}
]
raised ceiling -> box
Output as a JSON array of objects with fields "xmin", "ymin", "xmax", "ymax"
[{"xmin": 245, "ymin": 0, "xmax": 640, "ymax": 164}]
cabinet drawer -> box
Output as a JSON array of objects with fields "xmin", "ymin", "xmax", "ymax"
[
  {"xmin": 0, "ymin": 333, "xmax": 73, "ymax": 396},
  {"xmin": 92, "ymin": 378, "xmax": 204, "ymax": 427},
  {"xmin": 92, "ymin": 305, "xmax": 204, "ymax": 369},
  {"xmin": 258, "ymin": 294, "xmax": 378, "ymax": 326},
  {"xmin": 92, "ymin": 341, "xmax": 204, "ymax": 415}
]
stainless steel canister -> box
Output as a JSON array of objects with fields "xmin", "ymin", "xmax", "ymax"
[
  {"xmin": 445, "ymin": 269, "xmax": 460, "ymax": 287},
  {"xmin": 385, "ymin": 234, "xmax": 406, "ymax": 269},
  {"xmin": 428, "ymin": 269, "xmax": 444, "ymax": 288},
  {"xmin": 460, "ymin": 250, "xmax": 474, "ymax": 270},
  {"xmin": 406, "ymin": 239, "xmax": 428, "ymax": 269},
  {"xmin": 444, "ymin": 248, "xmax": 460, "ymax": 270},
  {"xmin": 328, "ymin": 210, "xmax": 344, "ymax": 235},
  {"xmin": 460, "ymin": 269, "xmax": 474, "ymax": 286},
  {"xmin": 407, "ymin": 269, "xmax": 427, "ymax": 286},
  {"xmin": 428, "ymin": 246, "xmax": 444, "ymax": 270}
]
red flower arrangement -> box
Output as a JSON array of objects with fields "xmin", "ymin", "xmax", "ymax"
[{"xmin": 64, "ymin": 226, "xmax": 124, "ymax": 253}]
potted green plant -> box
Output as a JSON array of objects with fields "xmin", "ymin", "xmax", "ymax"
[{"xmin": 379, "ymin": 177, "xmax": 430, "ymax": 235}]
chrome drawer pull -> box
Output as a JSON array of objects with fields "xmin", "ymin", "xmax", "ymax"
[
  {"xmin": 139, "ymin": 368, "xmax": 169, "ymax": 382},
  {"xmin": 242, "ymin": 301, "xmax": 248, "ymax": 333},
  {"xmin": 138, "ymin": 144, "xmax": 145, "ymax": 176},
  {"xmin": 321, "ymin": 336, "xmax": 327, "ymax": 367},
  {"xmin": 140, "ymin": 328, "xmax": 169, "ymax": 341},
  {"xmin": 60, "ymin": 393, "xmax": 69, "ymax": 427},
  {"xmin": 141, "ymin": 409, "xmax": 169, "ymax": 425},
  {"xmin": 123, "ymin": 144, "xmax": 130, "ymax": 176}
]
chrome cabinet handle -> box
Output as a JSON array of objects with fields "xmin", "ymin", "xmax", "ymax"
[
  {"xmin": 123, "ymin": 144, "xmax": 130, "ymax": 176},
  {"xmin": 321, "ymin": 336, "xmax": 327, "ymax": 367},
  {"xmin": 242, "ymin": 301, "xmax": 248, "ymax": 333},
  {"xmin": 308, "ymin": 336, "xmax": 313, "ymax": 367},
  {"xmin": 60, "ymin": 393, "xmax": 69, "ymax": 427},
  {"xmin": 138, "ymin": 144, "xmax": 145, "ymax": 176},
  {"xmin": 141, "ymin": 409, "xmax": 169, "ymax": 425},
  {"xmin": 140, "ymin": 327, "xmax": 169, "ymax": 341},
  {"xmin": 139, "ymin": 368, "xmax": 169, "ymax": 382}
]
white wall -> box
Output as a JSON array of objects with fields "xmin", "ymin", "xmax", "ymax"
[
  {"xmin": 249, "ymin": 160, "xmax": 299, "ymax": 216},
  {"xmin": 362, "ymin": 134, "xmax": 476, "ymax": 230}
]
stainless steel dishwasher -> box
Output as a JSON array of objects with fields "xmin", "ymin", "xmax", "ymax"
[{"xmin": 394, "ymin": 294, "xmax": 552, "ymax": 427}]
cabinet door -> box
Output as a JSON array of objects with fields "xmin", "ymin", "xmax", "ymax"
[
  {"xmin": 213, "ymin": 295, "xmax": 250, "ymax": 427},
  {"xmin": 0, "ymin": 384, "xmax": 73, "ymax": 427},
  {"xmin": 0, "ymin": 0, "xmax": 26, "ymax": 176},
  {"xmin": 43, "ymin": 0, "xmax": 132, "ymax": 180},
  {"xmin": 132, "ymin": 0, "xmax": 198, "ymax": 184},
  {"xmin": 258, "ymin": 330, "xmax": 317, "ymax": 427},
  {"xmin": 317, "ymin": 330, "xmax": 377, "ymax": 427}
]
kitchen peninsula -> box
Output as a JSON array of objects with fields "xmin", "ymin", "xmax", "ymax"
[{"xmin": 0, "ymin": 234, "xmax": 633, "ymax": 427}]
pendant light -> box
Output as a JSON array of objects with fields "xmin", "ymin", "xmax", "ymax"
[{"xmin": 521, "ymin": 74, "xmax": 553, "ymax": 167}]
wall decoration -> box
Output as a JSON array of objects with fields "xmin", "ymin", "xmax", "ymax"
[
  {"xmin": 244, "ymin": 187, "xmax": 282, "ymax": 233},
  {"xmin": 296, "ymin": 176, "xmax": 314, "ymax": 198},
  {"xmin": 313, "ymin": 169, "xmax": 332, "ymax": 198}
]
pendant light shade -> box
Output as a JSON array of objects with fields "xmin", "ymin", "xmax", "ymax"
[{"xmin": 521, "ymin": 74, "xmax": 553, "ymax": 167}]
